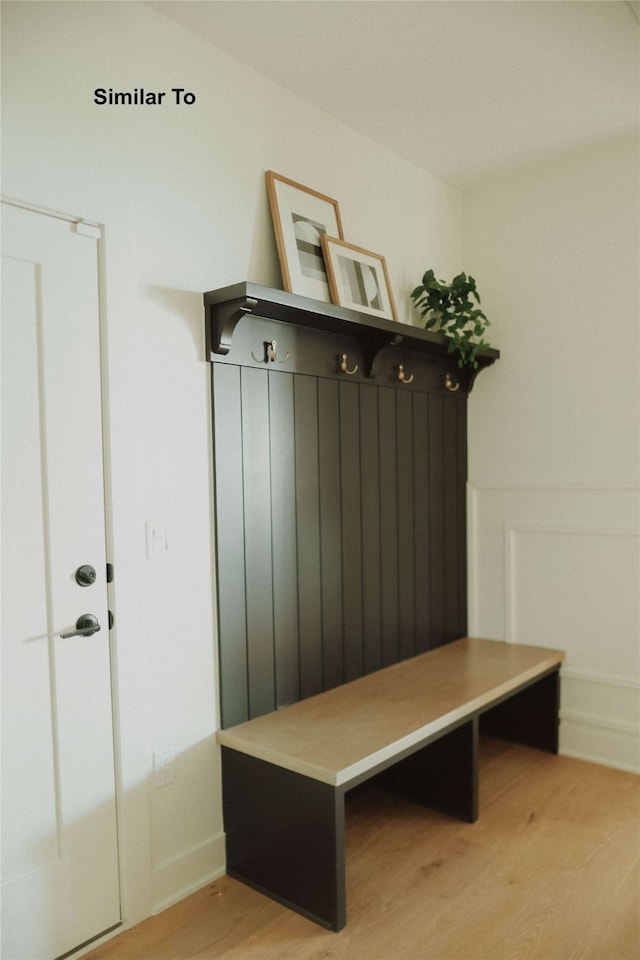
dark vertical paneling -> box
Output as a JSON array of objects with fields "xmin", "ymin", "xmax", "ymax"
[
  {"xmin": 294, "ymin": 375, "xmax": 323, "ymax": 698},
  {"xmin": 378, "ymin": 387, "xmax": 399, "ymax": 665},
  {"xmin": 396, "ymin": 389, "xmax": 415, "ymax": 659},
  {"xmin": 211, "ymin": 324, "xmax": 474, "ymax": 721},
  {"xmin": 456, "ymin": 398, "xmax": 468, "ymax": 639},
  {"xmin": 269, "ymin": 372, "xmax": 300, "ymax": 709},
  {"xmin": 241, "ymin": 368, "xmax": 276, "ymax": 718},
  {"xmin": 412, "ymin": 392, "xmax": 430, "ymax": 654},
  {"xmin": 317, "ymin": 378, "xmax": 343, "ymax": 690},
  {"xmin": 442, "ymin": 397, "xmax": 459, "ymax": 644},
  {"xmin": 359, "ymin": 383, "xmax": 382, "ymax": 674},
  {"xmin": 428, "ymin": 394, "xmax": 445, "ymax": 647},
  {"xmin": 212, "ymin": 364, "xmax": 248, "ymax": 727},
  {"xmin": 339, "ymin": 381, "xmax": 363, "ymax": 681}
]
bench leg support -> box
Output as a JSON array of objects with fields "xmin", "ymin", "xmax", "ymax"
[
  {"xmin": 220, "ymin": 747, "xmax": 346, "ymax": 931},
  {"xmin": 480, "ymin": 668, "xmax": 561, "ymax": 754},
  {"xmin": 373, "ymin": 718, "xmax": 478, "ymax": 823}
]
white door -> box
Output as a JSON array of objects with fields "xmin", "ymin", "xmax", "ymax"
[{"xmin": 1, "ymin": 202, "xmax": 120, "ymax": 960}]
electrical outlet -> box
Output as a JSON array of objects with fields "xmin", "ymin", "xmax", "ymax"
[{"xmin": 153, "ymin": 747, "xmax": 175, "ymax": 788}]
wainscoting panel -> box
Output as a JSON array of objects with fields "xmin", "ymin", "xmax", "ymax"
[{"xmin": 468, "ymin": 484, "xmax": 639, "ymax": 772}]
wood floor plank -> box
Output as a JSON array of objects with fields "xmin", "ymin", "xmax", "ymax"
[{"xmin": 85, "ymin": 743, "xmax": 639, "ymax": 960}]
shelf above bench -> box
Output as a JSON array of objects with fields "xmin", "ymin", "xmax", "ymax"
[{"xmin": 204, "ymin": 281, "xmax": 499, "ymax": 385}]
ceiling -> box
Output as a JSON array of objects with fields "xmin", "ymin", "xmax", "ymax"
[{"xmin": 150, "ymin": 0, "xmax": 639, "ymax": 186}]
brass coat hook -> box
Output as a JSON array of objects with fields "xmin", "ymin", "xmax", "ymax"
[
  {"xmin": 252, "ymin": 339, "xmax": 289, "ymax": 364},
  {"xmin": 396, "ymin": 364, "xmax": 414, "ymax": 384},
  {"xmin": 445, "ymin": 373, "xmax": 460, "ymax": 392},
  {"xmin": 338, "ymin": 353, "xmax": 358, "ymax": 376}
]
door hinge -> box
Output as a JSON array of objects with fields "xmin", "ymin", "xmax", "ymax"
[
  {"xmin": 106, "ymin": 562, "xmax": 114, "ymax": 583},
  {"xmin": 108, "ymin": 610, "xmax": 114, "ymax": 630}
]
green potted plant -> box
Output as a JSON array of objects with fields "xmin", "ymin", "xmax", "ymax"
[{"xmin": 411, "ymin": 269, "xmax": 491, "ymax": 369}]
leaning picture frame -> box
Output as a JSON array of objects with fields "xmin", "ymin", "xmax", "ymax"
[
  {"xmin": 266, "ymin": 171, "xmax": 344, "ymax": 302},
  {"xmin": 320, "ymin": 236, "xmax": 398, "ymax": 322}
]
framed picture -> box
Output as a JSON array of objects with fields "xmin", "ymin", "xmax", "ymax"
[
  {"xmin": 320, "ymin": 236, "xmax": 398, "ymax": 322},
  {"xmin": 266, "ymin": 171, "xmax": 344, "ymax": 302}
]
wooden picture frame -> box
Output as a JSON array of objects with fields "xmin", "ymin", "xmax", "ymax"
[
  {"xmin": 320, "ymin": 236, "xmax": 398, "ymax": 322},
  {"xmin": 266, "ymin": 171, "xmax": 344, "ymax": 302}
]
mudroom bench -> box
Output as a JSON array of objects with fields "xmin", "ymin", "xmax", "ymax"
[{"xmin": 217, "ymin": 636, "xmax": 564, "ymax": 931}]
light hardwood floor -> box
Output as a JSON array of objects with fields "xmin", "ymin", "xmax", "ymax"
[{"xmin": 86, "ymin": 741, "xmax": 639, "ymax": 960}]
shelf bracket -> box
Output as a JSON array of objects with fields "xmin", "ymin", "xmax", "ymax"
[
  {"xmin": 357, "ymin": 331, "xmax": 403, "ymax": 378},
  {"xmin": 457, "ymin": 356, "xmax": 497, "ymax": 394},
  {"xmin": 207, "ymin": 296, "xmax": 258, "ymax": 357}
]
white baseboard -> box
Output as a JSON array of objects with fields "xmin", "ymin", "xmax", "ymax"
[
  {"xmin": 152, "ymin": 832, "xmax": 226, "ymax": 915},
  {"xmin": 560, "ymin": 711, "xmax": 639, "ymax": 774},
  {"xmin": 559, "ymin": 670, "xmax": 639, "ymax": 774},
  {"xmin": 560, "ymin": 730, "xmax": 639, "ymax": 774}
]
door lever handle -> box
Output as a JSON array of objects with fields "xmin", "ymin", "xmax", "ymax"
[{"xmin": 60, "ymin": 614, "xmax": 101, "ymax": 638}]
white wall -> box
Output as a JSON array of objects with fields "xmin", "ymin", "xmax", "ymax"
[
  {"xmin": 464, "ymin": 134, "xmax": 640, "ymax": 772},
  {"xmin": 1, "ymin": 0, "xmax": 464, "ymax": 929}
]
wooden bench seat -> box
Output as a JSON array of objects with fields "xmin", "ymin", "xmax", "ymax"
[{"xmin": 217, "ymin": 637, "xmax": 564, "ymax": 931}]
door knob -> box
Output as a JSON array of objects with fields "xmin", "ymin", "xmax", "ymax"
[
  {"xmin": 60, "ymin": 614, "xmax": 101, "ymax": 639},
  {"xmin": 75, "ymin": 564, "xmax": 97, "ymax": 586}
]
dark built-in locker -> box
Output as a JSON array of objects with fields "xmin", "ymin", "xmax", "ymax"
[{"xmin": 206, "ymin": 284, "xmax": 496, "ymax": 728}]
